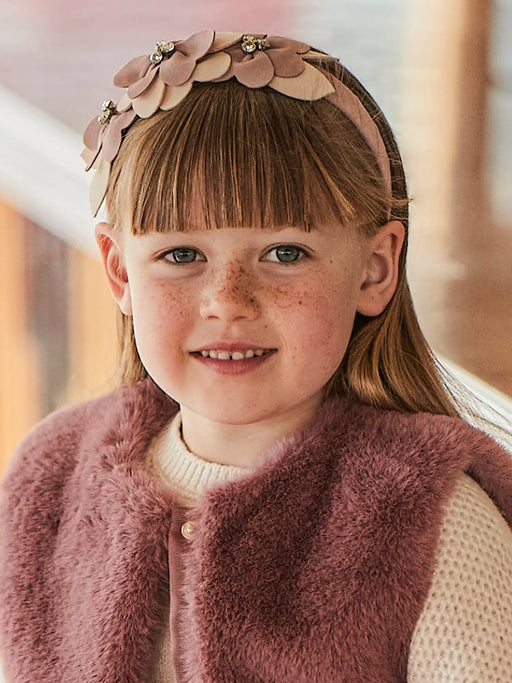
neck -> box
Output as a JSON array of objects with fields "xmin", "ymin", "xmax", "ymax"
[{"xmin": 179, "ymin": 397, "xmax": 323, "ymax": 468}]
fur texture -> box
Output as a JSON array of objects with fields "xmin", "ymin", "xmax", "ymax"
[{"xmin": 1, "ymin": 378, "xmax": 511, "ymax": 682}]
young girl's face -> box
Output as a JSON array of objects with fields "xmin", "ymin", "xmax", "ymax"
[{"xmin": 98, "ymin": 220, "xmax": 402, "ymax": 427}]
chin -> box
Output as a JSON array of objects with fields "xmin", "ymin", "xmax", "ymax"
[{"xmin": 185, "ymin": 397, "xmax": 281, "ymax": 426}]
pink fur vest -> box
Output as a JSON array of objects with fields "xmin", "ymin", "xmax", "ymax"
[{"xmin": 1, "ymin": 378, "xmax": 512, "ymax": 682}]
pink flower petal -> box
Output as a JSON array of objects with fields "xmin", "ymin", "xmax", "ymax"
[
  {"xmin": 101, "ymin": 110, "xmax": 137, "ymax": 162},
  {"xmin": 192, "ymin": 52, "xmax": 231, "ymax": 82},
  {"xmin": 113, "ymin": 55, "xmax": 151, "ymax": 88},
  {"xmin": 209, "ymin": 32, "xmax": 243, "ymax": 53},
  {"xmin": 269, "ymin": 62, "xmax": 335, "ymax": 100},
  {"xmin": 83, "ymin": 125, "xmax": 107, "ymax": 171},
  {"xmin": 234, "ymin": 52, "xmax": 275, "ymax": 88},
  {"xmin": 179, "ymin": 28, "xmax": 215, "ymax": 60},
  {"xmin": 159, "ymin": 51, "xmax": 196, "ymax": 87},
  {"xmin": 127, "ymin": 66, "xmax": 158, "ymax": 99},
  {"xmin": 132, "ymin": 77, "xmax": 166, "ymax": 118},
  {"xmin": 160, "ymin": 81, "xmax": 193, "ymax": 110},
  {"xmin": 267, "ymin": 48, "xmax": 305, "ymax": 78},
  {"xmin": 83, "ymin": 116, "xmax": 102, "ymax": 149},
  {"xmin": 89, "ymin": 157, "xmax": 111, "ymax": 217}
]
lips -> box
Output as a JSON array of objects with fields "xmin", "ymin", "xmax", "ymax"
[{"xmin": 190, "ymin": 345, "xmax": 277, "ymax": 374}]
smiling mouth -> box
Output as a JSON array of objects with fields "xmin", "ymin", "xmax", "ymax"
[{"xmin": 192, "ymin": 349, "xmax": 275, "ymax": 360}]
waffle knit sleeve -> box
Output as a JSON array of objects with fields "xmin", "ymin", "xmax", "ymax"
[{"xmin": 407, "ymin": 473, "xmax": 512, "ymax": 681}]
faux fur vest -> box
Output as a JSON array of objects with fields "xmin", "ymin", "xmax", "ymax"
[{"xmin": 1, "ymin": 378, "xmax": 512, "ymax": 682}]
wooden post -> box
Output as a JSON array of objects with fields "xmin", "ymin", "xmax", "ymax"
[{"xmin": 0, "ymin": 201, "xmax": 41, "ymax": 475}]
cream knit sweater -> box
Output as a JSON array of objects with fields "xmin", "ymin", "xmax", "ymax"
[{"xmin": 149, "ymin": 413, "xmax": 512, "ymax": 682}]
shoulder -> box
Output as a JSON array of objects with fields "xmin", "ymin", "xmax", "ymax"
[
  {"xmin": 408, "ymin": 472, "xmax": 512, "ymax": 681},
  {"xmin": 2, "ymin": 384, "xmax": 132, "ymax": 494},
  {"xmin": 320, "ymin": 398, "xmax": 491, "ymax": 502},
  {"xmin": 329, "ymin": 399, "xmax": 512, "ymax": 514},
  {"xmin": 0, "ymin": 387, "xmax": 124, "ymax": 541},
  {"xmin": 324, "ymin": 397, "xmax": 493, "ymax": 471},
  {"xmin": 0, "ymin": 379, "xmax": 176, "ymax": 512}
]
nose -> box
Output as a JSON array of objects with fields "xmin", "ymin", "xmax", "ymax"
[{"xmin": 199, "ymin": 261, "xmax": 260, "ymax": 322}]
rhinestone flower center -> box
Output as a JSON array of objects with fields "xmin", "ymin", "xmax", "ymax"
[
  {"xmin": 97, "ymin": 99, "xmax": 116, "ymax": 125},
  {"xmin": 149, "ymin": 40, "xmax": 176, "ymax": 64},
  {"xmin": 241, "ymin": 35, "xmax": 270, "ymax": 54}
]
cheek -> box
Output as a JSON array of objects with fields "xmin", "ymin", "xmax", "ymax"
[
  {"xmin": 130, "ymin": 279, "xmax": 190, "ymax": 352},
  {"xmin": 273, "ymin": 280, "xmax": 358, "ymax": 358}
]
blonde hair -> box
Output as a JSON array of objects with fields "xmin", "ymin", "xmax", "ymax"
[{"xmin": 105, "ymin": 58, "xmax": 459, "ymax": 418}]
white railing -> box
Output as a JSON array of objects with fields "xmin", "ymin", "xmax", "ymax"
[{"xmin": 0, "ymin": 84, "xmax": 96, "ymax": 256}]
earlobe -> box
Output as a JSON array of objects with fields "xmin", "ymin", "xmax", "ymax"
[
  {"xmin": 357, "ymin": 220, "xmax": 405, "ymax": 317},
  {"xmin": 94, "ymin": 222, "xmax": 133, "ymax": 316}
]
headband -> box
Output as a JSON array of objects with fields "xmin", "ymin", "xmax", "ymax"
[{"xmin": 82, "ymin": 29, "xmax": 392, "ymax": 217}]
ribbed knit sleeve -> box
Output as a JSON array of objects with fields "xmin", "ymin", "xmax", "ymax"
[{"xmin": 408, "ymin": 472, "xmax": 512, "ymax": 681}]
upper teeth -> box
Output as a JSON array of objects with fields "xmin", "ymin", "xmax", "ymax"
[{"xmin": 200, "ymin": 349, "xmax": 268, "ymax": 360}]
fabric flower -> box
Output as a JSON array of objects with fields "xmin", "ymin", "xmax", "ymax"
[
  {"xmin": 81, "ymin": 99, "xmax": 137, "ymax": 215},
  {"xmin": 209, "ymin": 34, "xmax": 335, "ymax": 101},
  {"xmin": 213, "ymin": 35, "xmax": 309, "ymax": 87},
  {"xmin": 82, "ymin": 100, "xmax": 136, "ymax": 171},
  {"xmin": 112, "ymin": 28, "xmax": 229, "ymax": 118}
]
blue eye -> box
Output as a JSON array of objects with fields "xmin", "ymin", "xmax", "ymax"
[
  {"xmin": 163, "ymin": 247, "xmax": 203, "ymax": 264},
  {"xmin": 264, "ymin": 245, "xmax": 307, "ymax": 263}
]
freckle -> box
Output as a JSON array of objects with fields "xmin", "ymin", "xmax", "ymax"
[{"xmin": 298, "ymin": 300, "xmax": 302, "ymax": 305}]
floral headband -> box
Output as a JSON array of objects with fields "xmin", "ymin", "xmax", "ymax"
[{"xmin": 82, "ymin": 28, "xmax": 392, "ymax": 217}]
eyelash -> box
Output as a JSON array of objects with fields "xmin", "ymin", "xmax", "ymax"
[{"xmin": 160, "ymin": 245, "xmax": 310, "ymax": 265}]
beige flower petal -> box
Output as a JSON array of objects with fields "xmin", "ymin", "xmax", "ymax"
[
  {"xmin": 132, "ymin": 77, "xmax": 166, "ymax": 118},
  {"xmin": 269, "ymin": 62, "xmax": 335, "ymax": 100},
  {"xmin": 268, "ymin": 36, "xmax": 310, "ymax": 55},
  {"xmin": 209, "ymin": 32, "xmax": 243, "ymax": 53},
  {"xmin": 116, "ymin": 93, "xmax": 132, "ymax": 112},
  {"xmin": 304, "ymin": 50, "xmax": 337, "ymax": 61},
  {"xmin": 192, "ymin": 52, "xmax": 231, "ymax": 82},
  {"xmin": 81, "ymin": 146, "xmax": 97, "ymax": 167},
  {"xmin": 160, "ymin": 81, "xmax": 193, "ymax": 110},
  {"xmin": 89, "ymin": 158, "xmax": 111, "ymax": 217}
]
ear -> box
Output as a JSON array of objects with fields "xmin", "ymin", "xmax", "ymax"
[
  {"xmin": 94, "ymin": 222, "xmax": 133, "ymax": 315},
  {"xmin": 357, "ymin": 220, "xmax": 405, "ymax": 317}
]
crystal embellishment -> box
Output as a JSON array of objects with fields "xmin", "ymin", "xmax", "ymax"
[
  {"xmin": 97, "ymin": 99, "xmax": 116, "ymax": 125},
  {"xmin": 241, "ymin": 35, "xmax": 270, "ymax": 54},
  {"xmin": 150, "ymin": 40, "xmax": 176, "ymax": 64}
]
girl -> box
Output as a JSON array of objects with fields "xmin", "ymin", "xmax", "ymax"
[{"xmin": 1, "ymin": 28, "xmax": 512, "ymax": 682}]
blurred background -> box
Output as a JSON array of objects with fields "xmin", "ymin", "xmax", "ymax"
[{"xmin": 0, "ymin": 0, "xmax": 511, "ymax": 475}]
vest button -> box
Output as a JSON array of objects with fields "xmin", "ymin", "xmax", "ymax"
[{"xmin": 180, "ymin": 520, "xmax": 195, "ymax": 540}]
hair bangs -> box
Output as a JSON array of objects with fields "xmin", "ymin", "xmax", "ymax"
[{"xmin": 106, "ymin": 82, "xmax": 389, "ymax": 235}]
